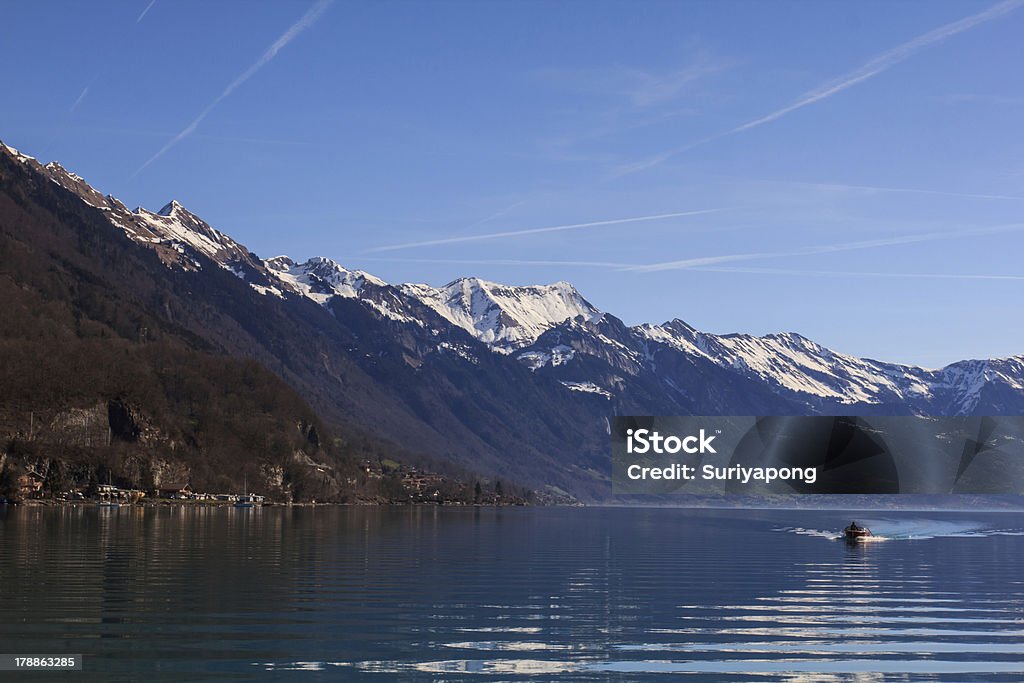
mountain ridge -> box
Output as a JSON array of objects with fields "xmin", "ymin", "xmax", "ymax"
[
  {"xmin": 12, "ymin": 139, "xmax": 1023, "ymax": 371},
  {"xmin": 85, "ymin": 170, "xmax": 1017, "ymax": 415},
  {"xmin": 13, "ymin": 139, "xmax": 1015, "ymax": 370},
  {"xmin": 4, "ymin": 139, "xmax": 1023, "ymax": 500}
]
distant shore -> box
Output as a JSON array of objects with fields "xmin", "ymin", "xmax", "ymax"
[{"xmin": 3, "ymin": 498, "xmax": 533, "ymax": 508}]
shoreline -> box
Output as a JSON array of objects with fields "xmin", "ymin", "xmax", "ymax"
[{"xmin": 3, "ymin": 498, "xmax": 533, "ymax": 509}]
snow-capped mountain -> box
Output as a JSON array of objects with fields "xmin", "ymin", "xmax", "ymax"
[
  {"xmin": 630, "ymin": 319, "xmax": 1024, "ymax": 414},
  {"xmin": 399, "ymin": 277, "xmax": 602, "ymax": 352},
  {"xmin": 4, "ymin": 138, "xmax": 1024, "ymax": 498},
  {"xmin": 12, "ymin": 138, "xmax": 1024, "ymax": 419},
  {"xmin": 31, "ymin": 153, "xmax": 597, "ymax": 350},
  {"xmin": 11, "ymin": 139, "xmax": 1024, "ymax": 417},
  {"xmin": 33, "ymin": 154, "xmax": 273, "ymax": 279},
  {"xmin": 264, "ymin": 255, "xmax": 422, "ymax": 323},
  {"xmin": 267, "ymin": 255, "xmax": 387, "ymax": 302},
  {"xmin": 636, "ymin": 320, "xmax": 932, "ymax": 404}
]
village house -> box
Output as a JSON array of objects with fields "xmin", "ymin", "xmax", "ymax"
[{"xmin": 156, "ymin": 482, "xmax": 192, "ymax": 499}]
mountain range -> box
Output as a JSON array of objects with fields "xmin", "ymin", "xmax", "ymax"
[{"xmin": 3, "ymin": 139, "xmax": 1023, "ymax": 501}]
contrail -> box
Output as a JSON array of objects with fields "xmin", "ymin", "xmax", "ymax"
[
  {"xmin": 702, "ymin": 171, "xmax": 1024, "ymax": 202},
  {"xmin": 463, "ymin": 200, "xmax": 531, "ymax": 231},
  {"xmin": 136, "ymin": 0, "xmax": 157, "ymax": 23},
  {"xmin": 615, "ymin": 0, "xmax": 1024, "ymax": 176},
  {"xmin": 760, "ymin": 178, "xmax": 1024, "ymax": 202},
  {"xmin": 60, "ymin": 1, "xmax": 158, "ymax": 122},
  {"xmin": 364, "ymin": 208, "xmax": 723, "ymax": 253},
  {"xmin": 133, "ymin": 0, "xmax": 332, "ymax": 177},
  {"xmin": 626, "ymin": 222, "xmax": 1024, "ymax": 272},
  {"xmin": 728, "ymin": 0, "xmax": 1023, "ymax": 136},
  {"xmin": 70, "ymin": 124, "xmax": 314, "ymax": 146},
  {"xmin": 69, "ymin": 87, "xmax": 89, "ymax": 114},
  {"xmin": 689, "ymin": 266, "xmax": 1024, "ymax": 282},
  {"xmin": 359, "ymin": 256, "xmax": 636, "ymax": 268},
  {"xmin": 47, "ymin": 0, "xmax": 164, "ymax": 151}
]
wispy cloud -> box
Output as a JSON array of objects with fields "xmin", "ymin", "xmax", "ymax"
[
  {"xmin": 364, "ymin": 208, "xmax": 724, "ymax": 253},
  {"xmin": 136, "ymin": 0, "xmax": 157, "ymax": 23},
  {"xmin": 133, "ymin": 0, "xmax": 332, "ymax": 177},
  {"xmin": 626, "ymin": 222, "xmax": 1024, "ymax": 272},
  {"xmin": 627, "ymin": 62, "xmax": 725, "ymax": 109},
  {"xmin": 532, "ymin": 52, "xmax": 731, "ymax": 153},
  {"xmin": 535, "ymin": 56, "xmax": 728, "ymax": 109},
  {"xmin": 616, "ymin": 0, "xmax": 1024, "ymax": 176}
]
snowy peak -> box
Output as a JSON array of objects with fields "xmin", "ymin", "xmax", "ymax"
[
  {"xmin": 399, "ymin": 277, "xmax": 602, "ymax": 351},
  {"xmin": 41, "ymin": 161, "xmax": 113, "ymax": 210},
  {"xmin": 110, "ymin": 197, "xmax": 280, "ymax": 283},
  {"xmin": 140, "ymin": 200, "xmax": 233, "ymax": 259},
  {"xmin": 157, "ymin": 199, "xmax": 186, "ymax": 217},
  {"xmin": 638, "ymin": 320, "xmax": 934, "ymax": 405},
  {"xmin": 265, "ymin": 255, "xmax": 296, "ymax": 270},
  {"xmin": 261, "ymin": 260, "xmax": 601, "ymax": 338},
  {"xmin": 306, "ymin": 256, "xmax": 387, "ymax": 289},
  {"xmin": 156, "ymin": 200, "xmax": 221, "ymax": 240},
  {"xmin": 936, "ymin": 356, "xmax": 1024, "ymax": 412},
  {"xmin": 44, "ymin": 161, "xmax": 82, "ymax": 181},
  {"xmin": 263, "ymin": 256, "xmax": 421, "ymax": 323},
  {"xmin": 0, "ymin": 140, "xmax": 35, "ymax": 164},
  {"xmin": 266, "ymin": 255, "xmax": 386, "ymax": 303}
]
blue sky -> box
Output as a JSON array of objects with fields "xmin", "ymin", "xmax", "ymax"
[{"xmin": 2, "ymin": 0, "xmax": 1023, "ymax": 366}]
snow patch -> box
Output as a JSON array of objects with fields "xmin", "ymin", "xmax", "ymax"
[
  {"xmin": 559, "ymin": 381, "xmax": 612, "ymax": 399},
  {"xmin": 1, "ymin": 142, "xmax": 35, "ymax": 163},
  {"xmin": 517, "ymin": 344, "xmax": 576, "ymax": 371}
]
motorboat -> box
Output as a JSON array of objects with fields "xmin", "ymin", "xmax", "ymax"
[{"xmin": 844, "ymin": 521, "xmax": 872, "ymax": 540}]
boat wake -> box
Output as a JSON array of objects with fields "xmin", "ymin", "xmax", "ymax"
[
  {"xmin": 778, "ymin": 527, "xmax": 844, "ymax": 541},
  {"xmin": 777, "ymin": 518, "xmax": 1024, "ymax": 541}
]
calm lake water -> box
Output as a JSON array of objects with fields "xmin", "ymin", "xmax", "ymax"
[{"xmin": 2, "ymin": 505, "xmax": 1024, "ymax": 681}]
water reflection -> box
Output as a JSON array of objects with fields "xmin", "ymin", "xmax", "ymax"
[{"xmin": 2, "ymin": 507, "xmax": 1023, "ymax": 681}]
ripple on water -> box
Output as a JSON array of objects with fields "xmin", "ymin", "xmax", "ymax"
[{"xmin": 4, "ymin": 506, "xmax": 1024, "ymax": 681}]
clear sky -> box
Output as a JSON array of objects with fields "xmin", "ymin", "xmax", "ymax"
[{"xmin": 2, "ymin": 0, "xmax": 1022, "ymax": 366}]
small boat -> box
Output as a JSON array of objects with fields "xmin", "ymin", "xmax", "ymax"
[
  {"xmin": 233, "ymin": 476, "xmax": 256, "ymax": 508},
  {"xmin": 844, "ymin": 521, "xmax": 872, "ymax": 540},
  {"xmin": 96, "ymin": 472, "xmax": 123, "ymax": 508}
]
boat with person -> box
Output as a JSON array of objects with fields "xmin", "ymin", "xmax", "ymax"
[{"xmin": 844, "ymin": 520, "xmax": 872, "ymax": 541}]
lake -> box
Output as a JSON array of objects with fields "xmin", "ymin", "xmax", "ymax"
[{"xmin": 1, "ymin": 505, "xmax": 1023, "ymax": 681}]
